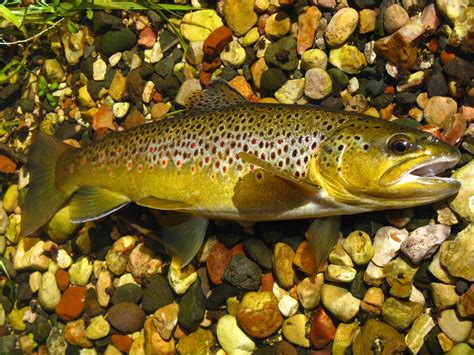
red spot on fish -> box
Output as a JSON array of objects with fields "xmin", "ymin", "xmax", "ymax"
[
  {"xmin": 228, "ymin": 157, "xmax": 234, "ymax": 164},
  {"xmin": 215, "ymin": 161, "xmax": 220, "ymax": 169},
  {"xmin": 237, "ymin": 164, "xmax": 243, "ymax": 171},
  {"xmin": 250, "ymin": 164, "xmax": 255, "ymax": 171},
  {"xmin": 127, "ymin": 161, "xmax": 133, "ymax": 171},
  {"xmin": 80, "ymin": 158, "xmax": 87, "ymax": 166},
  {"xmin": 191, "ymin": 166, "xmax": 196, "ymax": 174},
  {"xmin": 137, "ymin": 164, "xmax": 143, "ymax": 172},
  {"xmin": 223, "ymin": 166, "xmax": 228, "ymax": 174},
  {"xmin": 191, "ymin": 143, "xmax": 197, "ymax": 149},
  {"xmin": 162, "ymin": 159, "xmax": 168, "ymax": 168},
  {"xmin": 278, "ymin": 139, "xmax": 283, "ymax": 144},
  {"xmin": 149, "ymin": 146, "xmax": 156, "ymax": 153},
  {"xmin": 149, "ymin": 165, "xmax": 154, "ymax": 171},
  {"xmin": 92, "ymin": 168, "xmax": 96, "ymax": 176},
  {"xmin": 220, "ymin": 141, "xmax": 225, "ymax": 148},
  {"xmin": 251, "ymin": 138, "xmax": 257, "ymax": 145},
  {"xmin": 205, "ymin": 156, "xmax": 211, "ymax": 164},
  {"xmin": 176, "ymin": 160, "xmax": 182, "ymax": 168},
  {"xmin": 261, "ymin": 153, "xmax": 266, "ymax": 160},
  {"xmin": 116, "ymin": 146, "xmax": 124, "ymax": 154}
]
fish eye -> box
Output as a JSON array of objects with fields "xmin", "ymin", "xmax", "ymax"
[{"xmin": 388, "ymin": 134, "xmax": 412, "ymax": 154}]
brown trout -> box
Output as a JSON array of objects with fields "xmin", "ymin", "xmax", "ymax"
[{"xmin": 21, "ymin": 81, "xmax": 461, "ymax": 267}]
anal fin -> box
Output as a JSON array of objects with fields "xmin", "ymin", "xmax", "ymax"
[
  {"xmin": 306, "ymin": 216, "xmax": 341, "ymax": 271},
  {"xmin": 70, "ymin": 186, "xmax": 130, "ymax": 223},
  {"xmin": 136, "ymin": 196, "xmax": 192, "ymax": 210},
  {"xmin": 159, "ymin": 216, "xmax": 209, "ymax": 267}
]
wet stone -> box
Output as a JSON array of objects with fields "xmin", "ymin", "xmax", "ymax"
[
  {"xmin": 178, "ymin": 280, "xmax": 205, "ymax": 331},
  {"xmin": 236, "ymin": 291, "xmax": 283, "ymax": 338},
  {"xmin": 100, "ymin": 29, "xmax": 137, "ymax": 56},
  {"xmin": 142, "ymin": 274, "xmax": 174, "ymax": 313},
  {"xmin": 352, "ymin": 319, "xmax": 406, "ymax": 355},
  {"xmin": 205, "ymin": 284, "xmax": 240, "ymax": 310},
  {"xmin": 381, "ymin": 297, "xmax": 423, "ymax": 330},
  {"xmin": 111, "ymin": 283, "xmax": 143, "ymax": 305},
  {"xmin": 310, "ymin": 305, "xmax": 337, "ymax": 349},
  {"xmin": 264, "ymin": 36, "xmax": 298, "ymax": 71},
  {"xmin": 56, "ymin": 286, "xmax": 87, "ymax": 321},
  {"xmin": 243, "ymin": 238, "xmax": 272, "ymax": 269},
  {"xmin": 107, "ymin": 302, "xmax": 146, "ymax": 334},
  {"xmin": 223, "ymin": 255, "xmax": 262, "ymax": 291},
  {"xmin": 273, "ymin": 242, "xmax": 296, "ymax": 288}
]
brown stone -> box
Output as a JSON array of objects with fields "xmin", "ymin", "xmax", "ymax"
[
  {"xmin": 458, "ymin": 285, "xmax": 474, "ymax": 318},
  {"xmin": 56, "ymin": 286, "xmax": 87, "ymax": 321},
  {"xmin": 111, "ymin": 334, "xmax": 133, "ymax": 353},
  {"xmin": 123, "ymin": 108, "xmax": 145, "ymax": 129},
  {"xmin": 138, "ymin": 26, "xmax": 156, "ymax": 49},
  {"xmin": 202, "ymin": 57, "xmax": 222, "ymax": 73},
  {"xmin": 144, "ymin": 317, "xmax": 175, "ymax": 354},
  {"xmin": 107, "ymin": 302, "xmax": 146, "ymax": 334},
  {"xmin": 126, "ymin": 68, "xmax": 146, "ymax": 103},
  {"xmin": 203, "ymin": 26, "xmax": 233, "ymax": 58},
  {"xmin": 55, "ymin": 269, "xmax": 70, "ymax": 291},
  {"xmin": 92, "ymin": 104, "xmax": 116, "ymax": 131},
  {"xmin": 294, "ymin": 241, "xmax": 317, "ymax": 275},
  {"xmin": 206, "ymin": 242, "xmax": 232, "ymax": 285},
  {"xmin": 352, "ymin": 319, "xmax": 405, "ymax": 355},
  {"xmin": 310, "ymin": 306, "xmax": 336, "ymax": 348},
  {"xmin": 297, "ymin": 6, "xmax": 321, "ymax": 55},
  {"xmin": 236, "ymin": 292, "xmax": 283, "ymax": 338},
  {"xmin": 273, "ymin": 242, "xmax": 296, "ymax": 288}
]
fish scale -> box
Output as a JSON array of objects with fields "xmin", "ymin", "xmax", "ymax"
[{"xmin": 63, "ymin": 104, "xmax": 347, "ymax": 184}]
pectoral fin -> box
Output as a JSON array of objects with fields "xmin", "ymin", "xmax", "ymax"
[
  {"xmin": 306, "ymin": 216, "xmax": 341, "ymax": 271},
  {"xmin": 70, "ymin": 186, "xmax": 130, "ymax": 223},
  {"xmin": 136, "ymin": 196, "xmax": 192, "ymax": 210},
  {"xmin": 239, "ymin": 152, "xmax": 320, "ymax": 194},
  {"xmin": 159, "ymin": 216, "xmax": 209, "ymax": 267}
]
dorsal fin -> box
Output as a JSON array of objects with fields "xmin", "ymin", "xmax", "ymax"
[{"xmin": 187, "ymin": 79, "xmax": 248, "ymax": 112}]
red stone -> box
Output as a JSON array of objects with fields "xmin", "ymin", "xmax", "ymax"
[
  {"xmin": 203, "ymin": 26, "xmax": 233, "ymax": 58},
  {"xmin": 55, "ymin": 269, "xmax": 70, "ymax": 291},
  {"xmin": 261, "ymin": 272, "xmax": 274, "ymax": 292},
  {"xmin": 138, "ymin": 26, "xmax": 156, "ymax": 49},
  {"xmin": 199, "ymin": 71, "xmax": 212, "ymax": 87},
  {"xmin": 443, "ymin": 112, "xmax": 467, "ymax": 145},
  {"xmin": 92, "ymin": 104, "xmax": 116, "ymax": 132},
  {"xmin": 206, "ymin": 242, "xmax": 232, "ymax": 285},
  {"xmin": 310, "ymin": 306, "xmax": 336, "ymax": 349},
  {"xmin": 56, "ymin": 286, "xmax": 87, "ymax": 321},
  {"xmin": 202, "ymin": 57, "xmax": 222, "ymax": 73},
  {"xmin": 0, "ymin": 155, "xmax": 16, "ymax": 174},
  {"xmin": 294, "ymin": 241, "xmax": 317, "ymax": 275},
  {"xmin": 231, "ymin": 243, "xmax": 244, "ymax": 256},
  {"xmin": 111, "ymin": 334, "xmax": 133, "ymax": 353}
]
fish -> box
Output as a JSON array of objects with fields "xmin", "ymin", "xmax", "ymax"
[{"xmin": 20, "ymin": 80, "xmax": 461, "ymax": 268}]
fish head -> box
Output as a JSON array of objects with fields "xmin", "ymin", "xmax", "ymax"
[{"xmin": 309, "ymin": 117, "xmax": 461, "ymax": 209}]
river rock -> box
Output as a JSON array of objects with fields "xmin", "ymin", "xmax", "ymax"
[
  {"xmin": 436, "ymin": 0, "xmax": 468, "ymax": 23},
  {"xmin": 458, "ymin": 285, "xmax": 474, "ymax": 318},
  {"xmin": 301, "ymin": 49, "xmax": 328, "ymax": 70},
  {"xmin": 449, "ymin": 160, "xmax": 474, "ymax": 222},
  {"xmin": 304, "ymin": 68, "xmax": 332, "ymax": 100},
  {"xmin": 384, "ymin": 4, "xmax": 409, "ymax": 33},
  {"xmin": 333, "ymin": 321, "xmax": 359, "ymax": 355},
  {"xmin": 275, "ymin": 78, "xmax": 305, "ymax": 105},
  {"xmin": 401, "ymin": 224, "xmax": 451, "ymax": 264},
  {"xmin": 325, "ymin": 8, "xmax": 359, "ymax": 47},
  {"xmin": 100, "ymin": 29, "xmax": 137, "ymax": 56},
  {"xmin": 440, "ymin": 224, "xmax": 474, "ymax": 281},
  {"xmin": 180, "ymin": 10, "xmax": 223, "ymax": 42},
  {"xmin": 342, "ymin": 230, "xmax": 374, "ymax": 265},
  {"xmin": 424, "ymin": 96, "xmax": 458, "ymax": 127},
  {"xmin": 56, "ymin": 286, "xmax": 87, "ymax": 321},
  {"xmin": 372, "ymin": 226, "xmax": 409, "ymax": 267},
  {"xmin": 297, "ymin": 6, "xmax": 321, "ymax": 54},
  {"xmin": 381, "ymin": 297, "xmax": 423, "ymax": 330},
  {"xmin": 265, "ymin": 11, "xmax": 291, "ymax": 38},
  {"xmin": 321, "ymin": 284, "xmax": 360, "ymax": 322},
  {"xmin": 107, "ymin": 302, "xmax": 146, "ymax": 334},
  {"xmin": 329, "ymin": 44, "xmax": 367, "ymax": 74},
  {"xmin": 222, "ymin": 0, "xmax": 257, "ymax": 36},
  {"xmin": 217, "ymin": 315, "xmax": 255, "ymax": 354},
  {"xmin": 273, "ymin": 242, "xmax": 296, "ymax": 288},
  {"xmin": 359, "ymin": 9, "xmax": 377, "ymax": 34},
  {"xmin": 283, "ymin": 314, "xmax": 310, "ymax": 347},
  {"xmin": 405, "ymin": 312, "xmax": 436, "ymax": 354},
  {"xmin": 310, "ymin": 305, "xmax": 336, "ymax": 349},
  {"xmin": 431, "ymin": 283, "xmax": 459, "ymax": 309},
  {"xmin": 325, "ymin": 265, "xmax": 357, "ymax": 282},
  {"xmin": 385, "ymin": 257, "xmax": 418, "ymax": 298},
  {"xmin": 297, "ymin": 273, "xmax": 324, "ymax": 309},
  {"xmin": 352, "ymin": 319, "xmax": 406, "ymax": 355},
  {"xmin": 224, "ymin": 255, "xmax": 262, "ymax": 290},
  {"xmin": 38, "ymin": 271, "xmax": 61, "ymax": 311},
  {"xmin": 264, "ymin": 36, "xmax": 298, "ymax": 71},
  {"xmin": 236, "ymin": 292, "xmax": 283, "ymax": 338},
  {"xmin": 438, "ymin": 309, "xmax": 472, "ymax": 343}
]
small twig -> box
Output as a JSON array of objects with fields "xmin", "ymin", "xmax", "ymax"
[
  {"xmin": 0, "ymin": 17, "xmax": 64, "ymax": 46},
  {"xmin": 0, "ymin": 142, "xmax": 27, "ymax": 165}
]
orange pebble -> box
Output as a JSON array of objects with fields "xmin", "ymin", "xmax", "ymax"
[
  {"xmin": 440, "ymin": 50, "xmax": 456, "ymax": 64},
  {"xmin": 384, "ymin": 86, "xmax": 395, "ymax": 95},
  {"xmin": 429, "ymin": 38, "xmax": 439, "ymax": 53},
  {"xmin": 111, "ymin": 334, "xmax": 132, "ymax": 353},
  {"xmin": 153, "ymin": 91, "xmax": 163, "ymax": 102},
  {"xmin": 261, "ymin": 272, "xmax": 274, "ymax": 292},
  {"xmin": 231, "ymin": 243, "xmax": 244, "ymax": 256},
  {"xmin": 380, "ymin": 103, "xmax": 395, "ymax": 120}
]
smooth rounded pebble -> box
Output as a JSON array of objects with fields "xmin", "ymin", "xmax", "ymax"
[
  {"xmin": 217, "ymin": 315, "xmax": 256, "ymax": 355},
  {"xmin": 325, "ymin": 8, "xmax": 359, "ymax": 47},
  {"xmin": 304, "ymin": 68, "xmax": 333, "ymax": 100},
  {"xmin": 438, "ymin": 309, "xmax": 472, "ymax": 343},
  {"xmin": 321, "ymin": 284, "xmax": 360, "ymax": 322}
]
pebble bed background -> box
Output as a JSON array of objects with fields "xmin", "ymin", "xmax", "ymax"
[{"xmin": 0, "ymin": 0, "xmax": 473, "ymax": 354}]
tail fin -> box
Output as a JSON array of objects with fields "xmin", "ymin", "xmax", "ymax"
[{"xmin": 20, "ymin": 132, "xmax": 72, "ymax": 236}]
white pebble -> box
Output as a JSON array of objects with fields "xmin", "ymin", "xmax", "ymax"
[
  {"xmin": 347, "ymin": 77, "xmax": 359, "ymax": 94},
  {"xmin": 109, "ymin": 53, "xmax": 122, "ymax": 67},
  {"xmin": 93, "ymin": 57, "xmax": 107, "ymax": 81},
  {"xmin": 142, "ymin": 81, "xmax": 155, "ymax": 104},
  {"xmin": 278, "ymin": 295, "xmax": 299, "ymax": 317},
  {"xmin": 113, "ymin": 102, "xmax": 130, "ymax": 118},
  {"xmin": 144, "ymin": 41, "xmax": 163, "ymax": 64}
]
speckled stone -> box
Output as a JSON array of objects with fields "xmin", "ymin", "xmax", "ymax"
[{"xmin": 273, "ymin": 242, "xmax": 296, "ymax": 288}]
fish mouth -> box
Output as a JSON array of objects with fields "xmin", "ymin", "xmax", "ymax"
[{"xmin": 380, "ymin": 154, "xmax": 460, "ymax": 188}]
